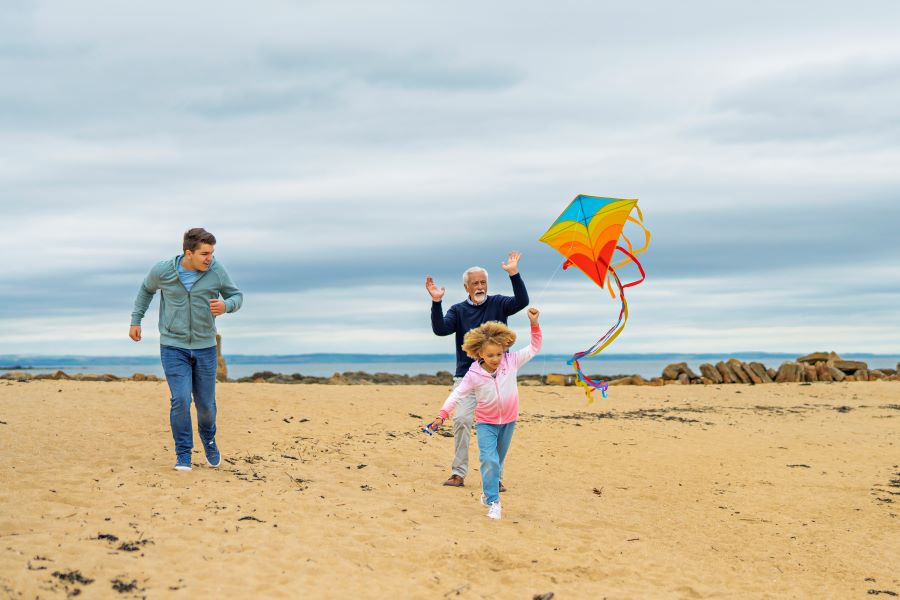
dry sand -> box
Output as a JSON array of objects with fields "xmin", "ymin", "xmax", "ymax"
[{"xmin": 0, "ymin": 379, "xmax": 897, "ymax": 598}]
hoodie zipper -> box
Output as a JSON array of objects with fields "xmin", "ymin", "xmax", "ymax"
[
  {"xmin": 473, "ymin": 357, "xmax": 507, "ymax": 423},
  {"xmin": 177, "ymin": 258, "xmax": 210, "ymax": 346}
]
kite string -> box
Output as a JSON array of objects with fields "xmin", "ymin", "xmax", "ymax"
[
  {"xmin": 531, "ymin": 234, "xmax": 579, "ymax": 375},
  {"xmin": 533, "ymin": 226, "xmax": 583, "ymax": 305},
  {"xmin": 532, "ymin": 251, "xmax": 567, "ymax": 305}
]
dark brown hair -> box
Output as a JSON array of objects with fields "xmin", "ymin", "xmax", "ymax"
[{"xmin": 183, "ymin": 228, "xmax": 217, "ymax": 252}]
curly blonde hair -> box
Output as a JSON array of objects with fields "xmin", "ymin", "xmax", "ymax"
[{"xmin": 461, "ymin": 321, "xmax": 517, "ymax": 360}]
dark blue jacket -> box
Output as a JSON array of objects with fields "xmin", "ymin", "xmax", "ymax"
[{"xmin": 431, "ymin": 273, "xmax": 529, "ymax": 376}]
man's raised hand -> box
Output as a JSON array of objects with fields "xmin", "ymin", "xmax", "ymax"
[
  {"xmin": 425, "ymin": 275, "xmax": 445, "ymax": 302},
  {"xmin": 501, "ymin": 251, "xmax": 522, "ymax": 276}
]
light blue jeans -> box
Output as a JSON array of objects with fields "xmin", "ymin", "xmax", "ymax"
[
  {"xmin": 160, "ymin": 345, "xmax": 217, "ymax": 459},
  {"xmin": 476, "ymin": 421, "xmax": 516, "ymax": 505}
]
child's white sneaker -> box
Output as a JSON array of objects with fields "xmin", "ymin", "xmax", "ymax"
[
  {"xmin": 486, "ymin": 501, "xmax": 501, "ymax": 520},
  {"xmin": 480, "ymin": 493, "xmax": 489, "ymax": 507}
]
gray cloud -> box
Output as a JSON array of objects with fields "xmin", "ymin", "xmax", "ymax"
[
  {"xmin": 643, "ymin": 194, "xmax": 900, "ymax": 277},
  {"xmin": 697, "ymin": 58, "xmax": 900, "ymax": 143},
  {"xmin": 265, "ymin": 48, "xmax": 522, "ymax": 93},
  {"xmin": 2, "ymin": 1, "xmax": 900, "ymax": 354},
  {"xmin": 188, "ymin": 85, "xmax": 341, "ymax": 118}
]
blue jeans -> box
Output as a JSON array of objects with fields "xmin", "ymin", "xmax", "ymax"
[
  {"xmin": 476, "ymin": 421, "xmax": 516, "ymax": 505},
  {"xmin": 160, "ymin": 345, "xmax": 217, "ymax": 458}
]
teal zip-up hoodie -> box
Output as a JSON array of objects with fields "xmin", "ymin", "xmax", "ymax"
[{"xmin": 131, "ymin": 256, "xmax": 243, "ymax": 350}]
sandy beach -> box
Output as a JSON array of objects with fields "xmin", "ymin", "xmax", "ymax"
[{"xmin": 0, "ymin": 379, "xmax": 897, "ymax": 598}]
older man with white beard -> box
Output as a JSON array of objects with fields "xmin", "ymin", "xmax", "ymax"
[{"xmin": 425, "ymin": 251, "xmax": 529, "ymax": 488}]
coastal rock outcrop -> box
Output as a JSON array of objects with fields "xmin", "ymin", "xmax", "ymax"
[
  {"xmin": 715, "ymin": 361, "xmax": 738, "ymax": 384},
  {"xmin": 815, "ymin": 361, "xmax": 833, "ymax": 382},
  {"xmin": 544, "ymin": 373, "xmax": 574, "ymax": 386},
  {"xmin": 1, "ymin": 371, "xmax": 32, "ymax": 381},
  {"xmin": 775, "ymin": 362, "xmax": 803, "ymax": 382},
  {"xmin": 239, "ymin": 370, "xmax": 456, "ymax": 386},
  {"xmin": 747, "ymin": 362, "xmax": 773, "ymax": 383},
  {"xmin": 662, "ymin": 362, "xmax": 699, "ymax": 381},
  {"xmin": 659, "ymin": 362, "xmax": 704, "ymax": 384},
  {"xmin": 740, "ymin": 362, "xmax": 762, "ymax": 384},
  {"xmin": 832, "ymin": 360, "xmax": 867, "ymax": 374},
  {"xmin": 726, "ymin": 359, "xmax": 751, "ymax": 384},
  {"xmin": 699, "ymin": 363, "xmax": 722, "ymax": 384},
  {"xmin": 609, "ymin": 374, "xmax": 648, "ymax": 386},
  {"xmin": 216, "ymin": 334, "xmax": 228, "ymax": 382},
  {"xmin": 828, "ymin": 364, "xmax": 846, "ymax": 382},
  {"xmin": 797, "ymin": 351, "xmax": 841, "ymax": 364}
]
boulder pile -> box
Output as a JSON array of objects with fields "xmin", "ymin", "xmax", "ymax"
[
  {"xmin": 237, "ymin": 370, "xmax": 455, "ymax": 385},
  {"xmin": 655, "ymin": 352, "xmax": 897, "ymax": 385},
  {"xmin": 0, "ymin": 371, "xmax": 160, "ymax": 382}
]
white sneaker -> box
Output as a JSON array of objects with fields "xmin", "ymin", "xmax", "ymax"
[
  {"xmin": 486, "ymin": 501, "xmax": 501, "ymax": 520},
  {"xmin": 480, "ymin": 493, "xmax": 489, "ymax": 507}
]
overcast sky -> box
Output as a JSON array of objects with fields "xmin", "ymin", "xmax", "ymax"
[{"xmin": 2, "ymin": 0, "xmax": 899, "ymax": 357}]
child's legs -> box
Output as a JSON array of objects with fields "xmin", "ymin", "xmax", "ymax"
[
  {"xmin": 496, "ymin": 421, "xmax": 516, "ymax": 479},
  {"xmin": 475, "ymin": 422, "xmax": 502, "ymax": 505}
]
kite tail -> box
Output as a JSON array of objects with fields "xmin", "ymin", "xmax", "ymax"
[{"xmin": 567, "ymin": 246, "xmax": 644, "ymax": 403}]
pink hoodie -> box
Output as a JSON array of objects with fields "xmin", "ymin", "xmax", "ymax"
[{"xmin": 439, "ymin": 325, "xmax": 542, "ymax": 425}]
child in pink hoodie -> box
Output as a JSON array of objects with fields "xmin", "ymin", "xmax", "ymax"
[{"xmin": 428, "ymin": 307, "xmax": 541, "ymax": 520}]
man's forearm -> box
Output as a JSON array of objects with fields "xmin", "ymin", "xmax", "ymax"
[
  {"xmin": 431, "ymin": 301, "xmax": 453, "ymax": 335},
  {"xmin": 130, "ymin": 286, "xmax": 155, "ymax": 326},
  {"xmin": 510, "ymin": 273, "xmax": 529, "ymax": 308}
]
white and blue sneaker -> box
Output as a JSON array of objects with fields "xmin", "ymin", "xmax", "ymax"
[
  {"xmin": 480, "ymin": 493, "xmax": 489, "ymax": 507},
  {"xmin": 487, "ymin": 501, "xmax": 502, "ymax": 520},
  {"xmin": 174, "ymin": 455, "xmax": 192, "ymax": 471},
  {"xmin": 204, "ymin": 439, "xmax": 221, "ymax": 468}
]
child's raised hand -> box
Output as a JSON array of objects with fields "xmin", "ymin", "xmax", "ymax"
[{"xmin": 527, "ymin": 307, "xmax": 540, "ymax": 324}]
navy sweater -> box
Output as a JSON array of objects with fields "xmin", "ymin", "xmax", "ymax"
[{"xmin": 431, "ymin": 273, "xmax": 529, "ymax": 377}]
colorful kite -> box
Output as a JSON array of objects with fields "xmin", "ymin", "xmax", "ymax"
[{"xmin": 539, "ymin": 195, "xmax": 650, "ymax": 402}]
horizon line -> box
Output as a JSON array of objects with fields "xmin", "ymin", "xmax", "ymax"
[{"xmin": 2, "ymin": 350, "xmax": 898, "ymax": 361}]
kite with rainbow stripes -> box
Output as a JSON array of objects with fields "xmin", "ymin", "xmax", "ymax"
[{"xmin": 539, "ymin": 195, "xmax": 651, "ymax": 402}]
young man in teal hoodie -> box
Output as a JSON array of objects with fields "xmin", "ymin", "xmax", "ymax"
[{"xmin": 129, "ymin": 228, "xmax": 243, "ymax": 471}]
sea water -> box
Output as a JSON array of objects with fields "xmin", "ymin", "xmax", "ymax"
[{"xmin": 2, "ymin": 353, "xmax": 898, "ymax": 380}]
